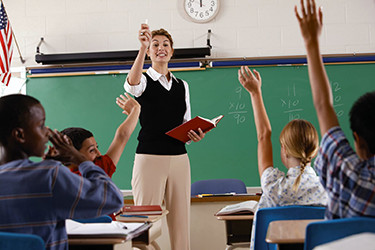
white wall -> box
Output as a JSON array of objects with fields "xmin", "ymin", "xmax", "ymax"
[{"xmin": 4, "ymin": 0, "xmax": 375, "ymax": 68}]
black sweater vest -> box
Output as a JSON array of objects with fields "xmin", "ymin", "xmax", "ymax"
[{"xmin": 135, "ymin": 74, "xmax": 187, "ymax": 155}]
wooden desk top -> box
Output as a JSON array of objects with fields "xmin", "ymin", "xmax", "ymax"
[
  {"xmin": 124, "ymin": 194, "xmax": 260, "ymax": 204},
  {"xmin": 215, "ymin": 214, "xmax": 254, "ymax": 221},
  {"xmin": 266, "ymin": 219, "xmax": 323, "ymax": 244}
]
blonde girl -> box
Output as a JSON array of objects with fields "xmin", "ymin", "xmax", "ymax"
[{"xmin": 237, "ymin": 66, "xmax": 327, "ymax": 250}]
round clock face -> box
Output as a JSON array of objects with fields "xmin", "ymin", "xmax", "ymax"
[{"xmin": 184, "ymin": 0, "xmax": 220, "ymax": 23}]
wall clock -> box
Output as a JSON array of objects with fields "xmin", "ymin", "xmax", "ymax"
[{"xmin": 183, "ymin": 0, "xmax": 220, "ymax": 23}]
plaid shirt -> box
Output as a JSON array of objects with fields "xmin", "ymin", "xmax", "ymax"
[{"xmin": 315, "ymin": 126, "xmax": 375, "ymax": 219}]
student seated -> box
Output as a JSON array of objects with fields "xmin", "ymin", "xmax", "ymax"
[
  {"xmin": 295, "ymin": 0, "xmax": 375, "ymax": 218},
  {"xmin": 0, "ymin": 94, "xmax": 124, "ymax": 250},
  {"xmin": 237, "ymin": 66, "xmax": 327, "ymax": 249},
  {"xmin": 59, "ymin": 93, "xmax": 140, "ymax": 177}
]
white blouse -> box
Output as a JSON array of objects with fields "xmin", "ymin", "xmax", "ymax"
[{"xmin": 250, "ymin": 165, "xmax": 327, "ymax": 250}]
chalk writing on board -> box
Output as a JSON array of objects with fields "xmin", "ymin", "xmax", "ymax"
[
  {"xmin": 280, "ymin": 84, "xmax": 303, "ymax": 121},
  {"xmin": 331, "ymin": 81, "xmax": 344, "ymax": 117},
  {"xmin": 228, "ymin": 86, "xmax": 248, "ymax": 125}
]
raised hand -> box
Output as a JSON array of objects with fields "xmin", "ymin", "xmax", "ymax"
[
  {"xmin": 116, "ymin": 93, "xmax": 140, "ymax": 115},
  {"xmin": 139, "ymin": 23, "xmax": 151, "ymax": 49},
  {"xmin": 295, "ymin": 0, "xmax": 323, "ymax": 46},
  {"xmin": 238, "ymin": 66, "xmax": 262, "ymax": 94}
]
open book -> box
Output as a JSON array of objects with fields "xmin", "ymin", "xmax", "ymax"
[
  {"xmin": 122, "ymin": 205, "xmax": 163, "ymax": 215},
  {"xmin": 215, "ymin": 200, "xmax": 258, "ymax": 216},
  {"xmin": 66, "ymin": 219, "xmax": 151, "ymax": 240},
  {"xmin": 166, "ymin": 115, "xmax": 224, "ymax": 143}
]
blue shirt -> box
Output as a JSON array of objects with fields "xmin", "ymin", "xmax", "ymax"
[
  {"xmin": 315, "ymin": 126, "xmax": 375, "ymax": 219},
  {"xmin": 0, "ymin": 159, "xmax": 124, "ymax": 250}
]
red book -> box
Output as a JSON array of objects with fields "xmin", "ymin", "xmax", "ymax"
[
  {"xmin": 122, "ymin": 205, "xmax": 163, "ymax": 215},
  {"xmin": 166, "ymin": 115, "xmax": 224, "ymax": 143}
]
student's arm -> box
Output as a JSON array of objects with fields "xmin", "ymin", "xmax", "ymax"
[
  {"xmin": 52, "ymin": 161, "xmax": 124, "ymax": 219},
  {"xmin": 295, "ymin": 0, "xmax": 339, "ymax": 135},
  {"xmin": 238, "ymin": 66, "xmax": 273, "ymax": 177},
  {"xmin": 106, "ymin": 93, "xmax": 140, "ymax": 166},
  {"xmin": 127, "ymin": 24, "xmax": 151, "ymax": 86}
]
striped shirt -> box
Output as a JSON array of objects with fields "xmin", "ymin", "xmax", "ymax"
[
  {"xmin": 315, "ymin": 126, "xmax": 375, "ymax": 219},
  {"xmin": 0, "ymin": 159, "xmax": 124, "ymax": 250}
]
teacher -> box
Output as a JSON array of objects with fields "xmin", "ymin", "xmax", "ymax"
[{"xmin": 124, "ymin": 23, "xmax": 205, "ymax": 250}]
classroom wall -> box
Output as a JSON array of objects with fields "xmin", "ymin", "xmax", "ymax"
[{"xmin": 5, "ymin": 0, "xmax": 375, "ymax": 68}]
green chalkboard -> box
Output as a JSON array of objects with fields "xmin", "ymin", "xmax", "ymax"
[{"xmin": 26, "ymin": 64, "xmax": 375, "ymax": 189}]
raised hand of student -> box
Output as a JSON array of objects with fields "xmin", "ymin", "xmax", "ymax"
[
  {"xmin": 295, "ymin": 0, "xmax": 323, "ymax": 46},
  {"xmin": 295, "ymin": 0, "xmax": 339, "ymax": 135},
  {"xmin": 116, "ymin": 93, "xmax": 141, "ymax": 115},
  {"xmin": 238, "ymin": 66, "xmax": 262, "ymax": 95},
  {"xmin": 139, "ymin": 23, "xmax": 151, "ymax": 50},
  {"xmin": 188, "ymin": 128, "xmax": 205, "ymax": 143},
  {"xmin": 47, "ymin": 128, "xmax": 87, "ymax": 165}
]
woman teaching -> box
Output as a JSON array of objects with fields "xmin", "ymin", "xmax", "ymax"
[{"xmin": 124, "ymin": 23, "xmax": 205, "ymax": 250}]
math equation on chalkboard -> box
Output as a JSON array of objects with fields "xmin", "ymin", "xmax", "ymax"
[
  {"xmin": 280, "ymin": 83, "xmax": 303, "ymax": 121},
  {"xmin": 228, "ymin": 86, "xmax": 248, "ymax": 125}
]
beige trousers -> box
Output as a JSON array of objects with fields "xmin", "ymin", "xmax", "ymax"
[{"xmin": 131, "ymin": 154, "xmax": 191, "ymax": 250}]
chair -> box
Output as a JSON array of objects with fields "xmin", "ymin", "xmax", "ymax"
[
  {"xmin": 73, "ymin": 215, "xmax": 113, "ymax": 223},
  {"xmin": 0, "ymin": 232, "xmax": 45, "ymax": 250},
  {"xmin": 304, "ymin": 217, "xmax": 375, "ymax": 250},
  {"xmin": 191, "ymin": 178, "xmax": 247, "ymax": 196},
  {"xmin": 253, "ymin": 205, "xmax": 326, "ymax": 250}
]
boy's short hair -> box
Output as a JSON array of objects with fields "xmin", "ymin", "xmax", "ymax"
[
  {"xmin": 0, "ymin": 94, "xmax": 40, "ymax": 146},
  {"xmin": 61, "ymin": 127, "xmax": 93, "ymax": 150},
  {"xmin": 349, "ymin": 91, "xmax": 375, "ymax": 154}
]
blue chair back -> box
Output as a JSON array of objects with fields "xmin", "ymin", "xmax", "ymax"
[
  {"xmin": 0, "ymin": 232, "xmax": 45, "ymax": 250},
  {"xmin": 73, "ymin": 215, "xmax": 113, "ymax": 223},
  {"xmin": 254, "ymin": 205, "xmax": 326, "ymax": 250},
  {"xmin": 304, "ymin": 217, "xmax": 375, "ymax": 250},
  {"xmin": 191, "ymin": 178, "xmax": 247, "ymax": 196}
]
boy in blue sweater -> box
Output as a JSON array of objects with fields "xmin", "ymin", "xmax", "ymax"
[{"xmin": 0, "ymin": 94, "xmax": 124, "ymax": 250}]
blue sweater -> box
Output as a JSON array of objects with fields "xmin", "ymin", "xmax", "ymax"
[{"xmin": 0, "ymin": 159, "xmax": 124, "ymax": 250}]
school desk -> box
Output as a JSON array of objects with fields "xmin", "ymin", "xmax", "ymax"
[
  {"xmin": 215, "ymin": 214, "xmax": 254, "ymax": 250},
  {"xmin": 192, "ymin": 194, "xmax": 259, "ymax": 250},
  {"xmin": 116, "ymin": 210, "xmax": 169, "ymax": 250},
  {"xmin": 123, "ymin": 194, "xmax": 260, "ymax": 249},
  {"xmin": 265, "ymin": 219, "xmax": 323, "ymax": 250},
  {"xmin": 69, "ymin": 237, "xmax": 132, "ymax": 250}
]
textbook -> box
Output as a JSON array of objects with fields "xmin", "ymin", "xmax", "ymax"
[
  {"xmin": 66, "ymin": 219, "xmax": 151, "ymax": 240},
  {"xmin": 166, "ymin": 115, "xmax": 224, "ymax": 143},
  {"xmin": 215, "ymin": 200, "xmax": 258, "ymax": 216},
  {"xmin": 122, "ymin": 205, "xmax": 163, "ymax": 215}
]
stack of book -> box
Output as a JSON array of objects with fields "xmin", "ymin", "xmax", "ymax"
[{"xmin": 122, "ymin": 205, "xmax": 163, "ymax": 216}]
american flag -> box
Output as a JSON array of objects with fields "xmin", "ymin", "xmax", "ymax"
[{"xmin": 0, "ymin": 3, "xmax": 13, "ymax": 86}]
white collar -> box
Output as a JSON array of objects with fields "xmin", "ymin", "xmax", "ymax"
[{"xmin": 147, "ymin": 67, "xmax": 177, "ymax": 82}]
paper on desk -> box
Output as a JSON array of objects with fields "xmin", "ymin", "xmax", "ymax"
[{"xmin": 66, "ymin": 219, "xmax": 146, "ymax": 238}]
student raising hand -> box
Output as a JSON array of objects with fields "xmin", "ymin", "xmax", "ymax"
[{"xmin": 295, "ymin": 0, "xmax": 339, "ymax": 135}]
